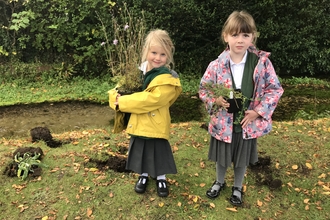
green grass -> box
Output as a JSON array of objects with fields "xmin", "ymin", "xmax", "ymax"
[
  {"xmin": 1, "ymin": 120, "xmax": 330, "ymax": 220},
  {"xmin": 1, "ymin": 72, "xmax": 330, "ymax": 219}
]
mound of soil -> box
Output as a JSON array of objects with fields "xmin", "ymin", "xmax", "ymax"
[
  {"xmin": 87, "ymin": 154, "xmax": 129, "ymax": 173},
  {"xmin": 30, "ymin": 126, "xmax": 64, "ymax": 148},
  {"xmin": 249, "ymin": 155, "xmax": 282, "ymax": 190}
]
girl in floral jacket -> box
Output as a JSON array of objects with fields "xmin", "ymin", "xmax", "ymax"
[{"xmin": 199, "ymin": 10, "xmax": 283, "ymax": 206}]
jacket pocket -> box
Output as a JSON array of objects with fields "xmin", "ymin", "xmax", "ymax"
[{"xmin": 149, "ymin": 110, "xmax": 162, "ymax": 124}]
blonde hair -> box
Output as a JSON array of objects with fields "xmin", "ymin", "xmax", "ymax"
[
  {"xmin": 141, "ymin": 29, "xmax": 175, "ymax": 69},
  {"xmin": 221, "ymin": 11, "xmax": 258, "ymax": 45}
]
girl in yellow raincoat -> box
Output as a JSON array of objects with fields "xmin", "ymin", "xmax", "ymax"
[{"xmin": 109, "ymin": 29, "xmax": 182, "ymax": 197}]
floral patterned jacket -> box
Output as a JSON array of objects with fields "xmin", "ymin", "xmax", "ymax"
[{"xmin": 199, "ymin": 45, "xmax": 284, "ymax": 143}]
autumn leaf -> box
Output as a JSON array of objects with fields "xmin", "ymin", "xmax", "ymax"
[
  {"xmin": 226, "ymin": 207, "xmax": 237, "ymax": 212},
  {"xmin": 257, "ymin": 200, "xmax": 263, "ymax": 207},
  {"xmin": 322, "ymin": 185, "xmax": 330, "ymax": 191},
  {"xmin": 172, "ymin": 145, "xmax": 179, "ymax": 152},
  {"xmin": 89, "ymin": 168, "xmax": 98, "ymax": 172},
  {"xmin": 159, "ymin": 202, "xmax": 164, "ymax": 207},
  {"xmin": 177, "ymin": 202, "xmax": 182, "ymax": 207},
  {"xmin": 318, "ymin": 173, "xmax": 326, "ymax": 179},
  {"xmin": 200, "ymin": 183, "xmax": 206, "ymax": 187},
  {"xmin": 304, "ymin": 199, "xmax": 310, "ymax": 204},
  {"xmin": 292, "ymin": 165, "xmax": 298, "ymax": 170},
  {"xmin": 109, "ymin": 192, "xmax": 114, "ymax": 198},
  {"xmin": 150, "ymin": 198, "xmax": 156, "ymax": 202},
  {"xmin": 210, "ymin": 203, "xmax": 215, "ymax": 208},
  {"xmin": 287, "ymin": 182, "xmax": 293, "ymax": 187},
  {"xmin": 87, "ymin": 208, "xmax": 93, "ymax": 217},
  {"xmin": 305, "ymin": 205, "xmax": 309, "ymax": 210},
  {"xmin": 275, "ymin": 162, "xmax": 280, "ymax": 169},
  {"xmin": 305, "ymin": 163, "xmax": 313, "ymax": 169}
]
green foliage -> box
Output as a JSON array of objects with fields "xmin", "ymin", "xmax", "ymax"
[
  {"xmin": 281, "ymin": 76, "xmax": 330, "ymax": 88},
  {"xmin": 14, "ymin": 152, "xmax": 48, "ymax": 181},
  {"xmin": 1, "ymin": 0, "xmax": 329, "ymax": 77},
  {"xmin": 294, "ymin": 109, "xmax": 330, "ymax": 120}
]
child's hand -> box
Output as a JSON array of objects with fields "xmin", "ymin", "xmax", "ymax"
[
  {"xmin": 215, "ymin": 96, "xmax": 229, "ymax": 109},
  {"xmin": 114, "ymin": 94, "xmax": 121, "ymax": 106},
  {"xmin": 241, "ymin": 110, "xmax": 260, "ymax": 128}
]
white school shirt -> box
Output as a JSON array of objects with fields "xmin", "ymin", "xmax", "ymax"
[
  {"xmin": 139, "ymin": 61, "xmax": 148, "ymax": 75},
  {"xmin": 229, "ymin": 51, "xmax": 248, "ymax": 89}
]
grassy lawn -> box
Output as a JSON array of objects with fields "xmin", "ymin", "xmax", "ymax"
[
  {"xmin": 0, "ymin": 75, "xmax": 329, "ymax": 219},
  {"xmin": 0, "ymin": 119, "xmax": 329, "ymax": 220}
]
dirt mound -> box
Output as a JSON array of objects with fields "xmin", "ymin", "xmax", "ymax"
[
  {"xmin": 249, "ymin": 155, "xmax": 282, "ymax": 190},
  {"xmin": 30, "ymin": 126, "xmax": 64, "ymax": 148}
]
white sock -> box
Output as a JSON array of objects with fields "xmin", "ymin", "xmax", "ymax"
[
  {"xmin": 140, "ymin": 173, "xmax": 148, "ymax": 184},
  {"xmin": 157, "ymin": 175, "xmax": 166, "ymax": 188}
]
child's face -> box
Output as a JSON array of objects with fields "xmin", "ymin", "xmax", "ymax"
[
  {"xmin": 146, "ymin": 45, "xmax": 167, "ymax": 71},
  {"xmin": 224, "ymin": 32, "xmax": 253, "ymax": 59}
]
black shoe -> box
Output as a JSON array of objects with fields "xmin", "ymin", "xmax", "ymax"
[
  {"xmin": 229, "ymin": 186, "xmax": 244, "ymax": 206},
  {"xmin": 206, "ymin": 181, "xmax": 226, "ymax": 199},
  {"xmin": 156, "ymin": 179, "xmax": 169, "ymax": 197},
  {"xmin": 134, "ymin": 176, "xmax": 148, "ymax": 194}
]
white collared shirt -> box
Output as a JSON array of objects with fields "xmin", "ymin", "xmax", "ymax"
[
  {"xmin": 229, "ymin": 51, "xmax": 248, "ymax": 89},
  {"xmin": 139, "ymin": 61, "xmax": 148, "ymax": 75}
]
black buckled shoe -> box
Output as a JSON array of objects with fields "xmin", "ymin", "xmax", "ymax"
[
  {"xmin": 156, "ymin": 180, "xmax": 169, "ymax": 197},
  {"xmin": 206, "ymin": 181, "xmax": 226, "ymax": 199},
  {"xmin": 229, "ymin": 186, "xmax": 244, "ymax": 206},
  {"xmin": 134, "ymin": 176, "xmax": 148, "ymax": 194}
]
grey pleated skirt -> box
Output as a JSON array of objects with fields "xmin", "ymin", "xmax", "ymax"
[
  {"xmin": 126, "ymin": 136, "xmax": 177, "ymax": 178},
  {"xmin": 208, "ymin": 132, "xmax": 258, "ymax": 168}
]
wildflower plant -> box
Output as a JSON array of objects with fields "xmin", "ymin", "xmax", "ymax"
[{"xmin": 97, "ymin": 2, "xmax": 146, "ymax": 92}]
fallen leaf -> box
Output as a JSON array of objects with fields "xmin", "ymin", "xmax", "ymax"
[
  {"xmin": 275, "ymin": 162, "xmax": 280, "ymax": 169},
  {"xmin": 257, "ymin": 200, "xmax": 263, "ymax": 207},
  {"xmin": 200, "ymin": 161, "xmax": 205, "ymax": 169},
  {"xmin": 305, "ymin": 205, "xmax": 309, "ymax": 210},
  {"xmin": 303, "ymin": 199, "xmax": 310, "ymax": 204},
  {"xmin": 287, "ymin": 182, "xmax": 293, "ymax": 187},
  {"xmin": 150, "ymin": 198, "xmax": 155, "ymax": 202},
  {"xmin": 159, "ymin": 202, "xmax": 164, "ymax": 207},
  {"xmin": 177, "ymin": 202, "xmax": 182, "ymax": 207},
  {"xmin": 305, "ymin": 163, "xmax": 313, "ymax": 169},
  {"xmin": 292, "ymin": 165, "xmax": 298, "ymax": 170},
  {"xmin": 192, "ymin": 196, "xmax": 198, "ymax": 203},
  {"xmin": 200, "ymin": 183, "xmax": 206, "ymax": 187},
  {"xmin": 89, "ymin": 168, "xmax": 98, "ymax": 172},
  {"xmin": 109, "ymin": 192, "xmax": 114, "ymax": 198},
  {"xmin": 42, "ymin": 216, "xmax": 48, "ymax": 220},
  {"xmin": 87, "ymin": 208, "xmax": 93, "ymax": 217},
  {"xmin": 322, "ymin": 185, "xmax": 330, "ymax": 191},
  {"xmin": 318, "ymin": 173, "xmax": 326, "ymax": 179},
  {"xmin": 226, "ymin": 207, "xmax": 237, "ymax": 212},
  {"xmin": 210, "ymin": 203, "xmax": 215, "ymax": 208}
]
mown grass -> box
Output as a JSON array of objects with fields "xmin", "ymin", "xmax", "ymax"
[
  {"xmin": 0, "ymin": 119, "xmax": 329, "ymax": 220},
  {"xmin": 1, "ymin": 72, "xmax": 330, "ymax": 219}
]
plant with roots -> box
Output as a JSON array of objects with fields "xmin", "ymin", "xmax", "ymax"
[
  {"xmin": 202, "ymin": 82, "xmax": 253, "ymax": 125},
  {"xmin": 14, "ymin": 152, "xmax": 48, "ymax": 181},
  {"xmin": 97, "ymin": 2, "xmax": 146, "ymax": 93}
]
